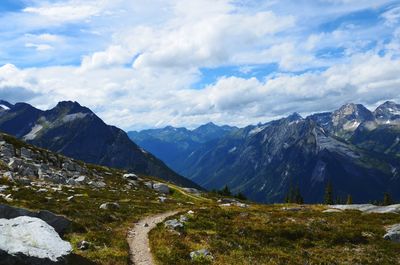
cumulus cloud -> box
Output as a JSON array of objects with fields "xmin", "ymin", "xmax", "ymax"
[{"xmin": 0, "ymin": 0, "xmax": 399, "ymax": 130}]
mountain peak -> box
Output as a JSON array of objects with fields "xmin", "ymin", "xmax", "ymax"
[
  {"xmin": 0, "ymin": 100, "xmax": 13, "ymax": 110},
  {"xmin": 287, "ymin": 112, "xmax": 303, "ymax": 121},
  {"xmin": 374, "ymin": 100, "xmax": 400, "ymax": 120},
  {"xmin": 53, "ymin": 101, "xmax": 92, "ymax": 114}
]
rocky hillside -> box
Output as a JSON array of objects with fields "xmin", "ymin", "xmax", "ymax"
[
  {"xmin": 0, "ymin": 100, "xmax": 200, "ymax": 189},
  {"xmin": 0, "ymin": 132, "xmax": 206, "ymax": 264}
]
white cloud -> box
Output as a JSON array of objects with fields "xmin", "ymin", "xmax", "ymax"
[
  {"xmin": 25, "ymin": 43, "xmax": 54, "ymax": 51},
  {"xmin": 0, "ymin": 0, "xmax": 399, "ymax": 130},
  {"xmin": 23, "ymin": 2, "xmax": 102, "ymax": 23}
]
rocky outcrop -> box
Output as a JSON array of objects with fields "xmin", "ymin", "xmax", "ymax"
[
  {"xmin": 329, "ymin": 204, "xmax": 400, "ymax": 214},
  {"xmin": 0, "ymin": 216, "xmax": 72, "ymax": 264},
  {"xmin": 384, "ymin": 224, "xmax": 400, "ymax": 243},
  {"xmin": 0, "ymin": 204, "xmax": 71, "ymax": 236}
]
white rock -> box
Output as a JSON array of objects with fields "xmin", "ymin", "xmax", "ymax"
[
  {"xmin": 330, "ymin": 204, "xmax": 400, "ymax": 214},
  {"xmin": 0, "ymin": 216, "xmax": 72, "ymax": 261}
]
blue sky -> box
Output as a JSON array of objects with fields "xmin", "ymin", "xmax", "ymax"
[{"xmin": 0, "ymin": 0, "xmax": 399, "ymax": 130}]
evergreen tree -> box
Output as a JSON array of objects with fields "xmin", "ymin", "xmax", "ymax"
[
  {"xmin": 235, "ymin": 192, "xmax": 247, "ymax": 201},
  {"xmin": 324, "ymin": 181, "xmax": 334, "ymax": 205},
  {"xmin": 220, "ymin": 185, "xmax": 232, "ymax": 196},
  {"xmin": 294, "ymin": 186, "xmax": 304, "ymax": 204},
  {"xmin": 383, "ymin": 192, "xmax": 393, "ymax": 206},
  {"xmin": 346, "ymin": 194, "xmax": 353, "ymax": 205}
]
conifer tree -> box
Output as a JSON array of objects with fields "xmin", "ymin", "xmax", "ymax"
[
  {"xmin": 383, "ymin": 192, "xmax": 393, "ymax": 206},
  {"xmin": 324, "ymin": 181, "xmax": 334, "ymax": 205},
  {"xmin": 346, "ymin": 194, "xmax": 353, "ymax": 205}
]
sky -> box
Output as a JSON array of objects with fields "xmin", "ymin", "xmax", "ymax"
[{"xmin": 0, "ymin": 0, "xmax": 399, "ymax": 130}]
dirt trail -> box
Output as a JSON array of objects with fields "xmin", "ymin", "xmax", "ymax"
[{"xmin": 127, "ymin": 211, "xmax": 179, "ymax": 265}]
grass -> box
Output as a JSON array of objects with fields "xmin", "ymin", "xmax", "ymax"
[
  {"xmin": 149, "ymin": 204, "xmax": 400, "ymax": 265},
  {"xmin": 0, "ymin": 170, "xmax": 201, "ymax": 264}
]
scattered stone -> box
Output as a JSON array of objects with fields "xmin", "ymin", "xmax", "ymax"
[
  {"xmin": 99, "ymin": 202, "xmax": 120, "ymax": 210},
  {"xmin": 0, "ymin": 185, "xmax": 8, "ymax": 193},
  {"xmin": 144, "ymin": 182, "xmax": 153, "ymax": 189},
  {"xmin": 182, "ymin": 188, "xmax": 201, "ymax": 195},
  {"xmin": 123, "ymin": 173, "xmax": 138, "ymax": 180},
  {"xmin": 179, "ymin": 215, "xmax": 188, "ymax": 223},
  {"xmin": 164, "ymin": 219, "xmax": 184, "ymax": 230},
  {"xmin": 67, "ymin": 196, "xmax": 74, "ymax": 202},
  {"xmin": 158, "ymin": 196, "xmax": 167, "ymax": 203},
  {"xmin": 0, "ymin": 216, "xmax": 72, "ymax": 262},
  {"xmin": 187, "ymin": 210, "xmax": 194, "ymax": 215},
  {"xmin": 153, "ymin": 183, "xmax": 170, "ymax": 194},
  {"xmin": 74, "ymin": 175, "xmax": 87, "ymax": 184},
  {"xmin": 282, "ymin": 207, "xmax": 302, "ymax": 212},
  {"xmin": 190, "ymin": 249, "xmax": 213, "ymax": 261},
  {"xmin": 77, "ymin": 240, "xmax": 90, "ymax": 250},
  {"xmin": 144, "ymin": 223, "xmax": 149, "ymax": 227},
  {"xmin": 384, "ymin": 224, "xmax": 400, "ymax": 243},
  {"xmin": 323, "ymin": 209, "xmax": 342, "ymax": 213}
]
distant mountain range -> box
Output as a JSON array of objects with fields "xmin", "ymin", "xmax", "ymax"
[
  {"xmin": 129, "ymin": 101, "xmax": 400, "ymax": 203},
  {"xmin": 0, "ymin": 100, "xmax": 200, "ymax": 189}
]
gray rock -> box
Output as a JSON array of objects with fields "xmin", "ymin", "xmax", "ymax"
[
  {"xmin": 182, "ymin": 188, "xmax": 201, "ymax": 195},
  {"xmin": 20, "ymin": 147, "xmax": 33, "ymax": 159},
  {"xmin": 158, "ymin": 196, "xmax": 167, "ymax": 203},
  {"xmin": 384, "ymin": 224, "xmax": 400, "ymax": 243},
  {"xmin": 153, "ymin": 183, "xmax": 170, "ymax": 194},
  {"xmin": 179, "ymin": 215, "xmax": 188, "ymax": 223},
  {"xmin": 123, "ymin": 173, "xmax": 138, "ymax": 180},
  {"xmin": 164, "ymin": 219, "xmax": 184, "ymax": 230},
  {"xmin": 323, "ymin": 209, "xmax": 342, "ymax": 213},
  {"xmin": 0, "ymin": 185, "xmax": 8, "ymax": 193},
  {"xmin": 330, "ymin": 204, "xmax": 400, "ymax": 214},
  {"xmin": 144, "ymin": 182, "xmax": 153, "ymax": 189},
  {"xmin": 190, "ymin": 249, "xmax": 213, "ymax": 261},
  {"xmin": 99, "ymin": 202, "xmax": 120, "ymax": 210},
  {"xmin": 77, "ymin": 240, "xmax": 90, "ymax": 250},
  {"xmin": 2, "ymin": 171, "xmax": 13, "ymax": 181}
]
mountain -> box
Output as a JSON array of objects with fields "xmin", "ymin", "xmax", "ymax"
[
  {"xmin": 131, "ymin": 102, "xmax": 400, "ymax": 203},
  {"xmin": 0, "ymin": 100, "xmax": 200, "ymax": 189},
  {"xmin": 179, "ymin": 113, "xmax": 400, "ymax": 203},
  {"xmin": 128, "ymin": 122, "xmax": 238, "ymax": 174},
  {"xmin": 350, "ymin": 101, "xmax": 400, "ymax": 156},
  {"xmin": 308, "ymin": 103, "xmax": 375, "ymax": 139}
]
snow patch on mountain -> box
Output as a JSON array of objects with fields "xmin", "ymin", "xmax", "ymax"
[{"xmin": 23, "ymin": 124, "xmax": 44, "ymax": 140}]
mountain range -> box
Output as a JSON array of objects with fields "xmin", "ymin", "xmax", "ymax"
[
  {"xmin": 0, "ymin": 100, "xmax": 200, "ymax": 189},
  {"xmin": 129, "ymin": 101, "xmax": 400, "ymax": 203}
]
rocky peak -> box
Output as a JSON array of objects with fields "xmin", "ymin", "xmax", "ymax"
[
  {"xmin": 286, "ymin": 112, "xmax": 303, "ymax": 122},
  {"xmin": 332, "ymin": 103, "xmax": 374, "ymax": 124},
  {"xmin": 0, "ymin": 100, "xmax": 13, "ymax": 110},
  {"xmin": 374, "ymin": 101, "xmax": 400, "ymax": 121}
]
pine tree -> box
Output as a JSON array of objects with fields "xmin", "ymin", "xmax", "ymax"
[
  {"xmin": 383, "ymin": 192, "xmax": 393, "ymax": 206},
  {"xmin": 235, "ymin": 192, "xmax": 247, "ymax": 201},
  {"xmin": 346, "ymin": 194, "xmax": 353, "ymax": 205},
  {"xmin": 220, "ymin": 185, "xmax": 231, "ymax": 196},
  {"xmin": 294, "ymin": 186, "xmax": 304, "ymax": 204},
  {"xmin": 324, "ymin": 181, "xmax": 334, "ymax": 205}
]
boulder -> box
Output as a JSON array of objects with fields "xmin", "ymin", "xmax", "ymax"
[
  {"xmin": 77, "ymin": 240, "xmax": 90, "ymax": 250},
  {"xmin": 144, "ymin": 182, "xmax": 153, "ymax": 189},
  {"xmin": 158, "ymin": 196, "xmax": 167, "ymax": 203},
  {"xmin": 190, "ymin": 249, "xmax": 213, "ymax": 261},
  {"xmin": 384, "ymin": 224, "xmax": 400, "ymax": 243},
  {"xmin": 0, "ymin": 204, "xmax": 71, "ymax": 236},
  {"xmin": 99, "ymin": 202, "xmax": 120, "ymax": 210},
  {"xmin": 330, "ymin": 204, "xmax": 400, "ymax": 214},
  {"xmin": 182, "ymin": 188, "xmax": 201, "ymax": 195},
  {"xmin": 164, "ymin": 219, "xmax": 184, "ymax": 230},
  {"xmin": 153, "ymin": 183, "xmax": 170, "ymax": 194},
  {"xmin": 0, "ymin": 216, "xmax": 72, "ymax": 262},
  {"xmin": 123, "ymin": 173, "xmax": 138, "ymax": 180},
  {"xmin": 20, "ymin": 147, "xmax": 33, "ymax": 159}
]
